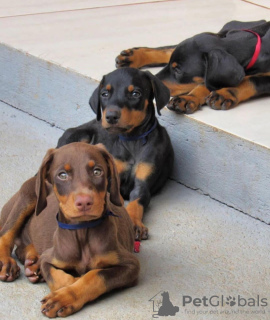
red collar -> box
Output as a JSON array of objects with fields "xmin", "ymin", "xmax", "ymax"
[{"xmin": 242, "ymin": 29, "xmax": 262, "ymax": 70}]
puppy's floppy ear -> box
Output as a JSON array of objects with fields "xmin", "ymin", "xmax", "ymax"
[
  {"xmin": 144, "ymin": 71, "xmax": 170, "ymax": 115},
  {"xmin": 89, "ymin": 76, "xmax": 105, "ymax": 121},
  {"xmin": 96, "ymin": 144, "xmax": 122, "ymax": 207},
  {"xmin": 35, "ymin": 148, "xmax": 55, "ymax": 215},
  {"xmin": 204, "ymin": 49, "xmax": 245, "ymax": 91}
]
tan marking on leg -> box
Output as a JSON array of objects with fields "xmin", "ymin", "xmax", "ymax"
[
  {"xmin": 131, "ymin": 48, "xmax": 175, "ymax": 68},
  {"xmin": 41, "ymin": 269, "xmax": 107, "ymax": 317},
  {"xmin": 126, "ymin": 199, "xmax": 144, "ymax": 225},
  {"xmin": 72, "ymin": 269, "xmax": 106, "ymax": 301},
  {"xmin": 0, "ymin": 202, "xmax": 36, "ymax": 257},
  {"xmin": 24, "ymin": 244, "xmax": 39, "ymax": 260},
  {"xmin": 188, "ymin": 84, "xmax": 211, "ymax": 104},
  {"xmin": 48, "ymin": 267, "xmax": 78, "ymax": 291},
  {"xmin": 126, "ymin": 199, "xmax": 148, "ymax": 239},
  {"xmin": 163, "ymin": 81, "xmax": 197, "ymax": 96},
  {"xmin": 207, "ymin": 76, "xmax": 259, "ymax": 110},
  {"xmin": 235, "ymin": 78, "xmax": 257, "ymax": 102},
  {"xmin": 91, "ymin": 251, "xmax": 119, "ymax": 269}
]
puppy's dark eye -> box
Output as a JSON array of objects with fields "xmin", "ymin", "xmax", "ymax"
[
  {"xmin": 93, "ymin": 168, "xmax": 102, "ymax": 176},
  {"xmin": 131, "ymin": 90, "xmax": 141, "ymax": 98},
  {"xmin": 101, "ymin": 91, "xmax": 109, "ymax": 98},
  {"xmin": 58, "ymin": 171, "xmax": 68, "ymax": 180}
]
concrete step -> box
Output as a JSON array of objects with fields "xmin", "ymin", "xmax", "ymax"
[
  {"xmin": 1, "ymin": 41, "xmax": 270, "ymax": 224},
  {"xmin": 0, "ymin": 0, "xmax": 269, "ymax": 223},
  {"xmin": 1, "ymin": 101, "xmax": 270, "ymax": 320}
]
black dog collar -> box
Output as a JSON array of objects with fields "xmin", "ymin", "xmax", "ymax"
[
  {"xmin": 56, "ymin": 211, "xmax": 119, "ymax": 230},
  {"xmin": 118, "ymin": 119, "xmax": 158, "ymax": 146}
]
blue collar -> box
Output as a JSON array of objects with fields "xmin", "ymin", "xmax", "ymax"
[
  {"xmin": 118, "ymin": 119, "xmax": 158, "ymax": 145},
  {"xmin": 56, "ymin": 211, "xmax": 119, "ymax": 230}
]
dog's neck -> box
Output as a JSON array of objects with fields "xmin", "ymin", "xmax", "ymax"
[{"xmin": 56, "ymin": 210, "xmax": 119, "ymax": 230}]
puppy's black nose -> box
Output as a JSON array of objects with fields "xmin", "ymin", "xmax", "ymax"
[{"xmin": 106, "ymin": 110, "xmax": 120, "ymax": 124}]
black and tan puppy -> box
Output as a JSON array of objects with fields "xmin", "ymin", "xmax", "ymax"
[
  {"xmin": 58, "ymin": 68, "xmax": 174, "ymax": 240},
  {"xmin": 116, "ymin": 20, "xmax": 270, "ymax": 113},
  {"xmin": 0, "ymin": 143, "xmax": 140, "ymax": 317}
]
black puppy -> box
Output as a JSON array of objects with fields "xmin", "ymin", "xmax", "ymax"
[
  {"xmin": 58, "ymin": 68, "xmax": 174, "ymax": 240},
  {"xmin": 116, "ymin": 20, "xmax": 270, "ymax": 113}
]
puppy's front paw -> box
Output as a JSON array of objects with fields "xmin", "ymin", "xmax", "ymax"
[
  {"xmin": 115, "ymin": 47, "xmax": 146, "ymax": 68},
  {"xmin": 206, "ymin": 89, "xmax": 238, "ymax": 110},
  {"xmin": 0, "ymin": 256, "xmax": 20, "ymax": 282},
  {"xmin": 115, "ymin": 49, "xmax": 135, "ymax": 68},
  {"xmin": 133, "ymin": 221, "xmax": 149, "ymax": 241},
  {"xmin": 25, "ymin": 255, "xmax": 44, "ymax": 283},
  {"xmin": 167, "ymin": 95, "xmax": 201, "ymax": 114},
  {"xmin": 41, "ymin": 287, "xmax": 83, "ymax": 318}
]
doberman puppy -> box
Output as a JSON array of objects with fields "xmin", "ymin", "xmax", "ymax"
[
  {"xmin": 116, "ymin": 20, "xmax": 270, "ymax": 113},
  {"xmin": 0, "ymin": 143, "xmax": 140, "ymax": 317},
  {"xmin": 57, "ymin": 68, "xmax": 174, "ymax": 240}
]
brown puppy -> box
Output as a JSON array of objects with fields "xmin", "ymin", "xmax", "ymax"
[{"xmin": 0, "ymin": 143, "xmax": 140, "ymax": 318}]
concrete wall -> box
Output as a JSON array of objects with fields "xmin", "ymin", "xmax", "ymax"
[{"xmin": 1, "ymin": 43, "xmax": 269, "ymax": 223}]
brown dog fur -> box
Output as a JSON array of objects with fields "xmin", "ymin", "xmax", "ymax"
[{"xmin": 0, "ymin": 142, "xmax": 140, "ymax": 317}]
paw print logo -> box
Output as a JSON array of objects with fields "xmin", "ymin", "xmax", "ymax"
[{"xmin": 226, "ymin": 296, "xmax": 236, "ymax": 307}]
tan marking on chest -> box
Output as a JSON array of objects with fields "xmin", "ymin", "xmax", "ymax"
[
  {"xmin": 135, "ymin": 162, "xmax": 154, "ymax": 181},
  {"xmin": 114, "ymin": 158, "xmax": 129, "ymax": 174}
]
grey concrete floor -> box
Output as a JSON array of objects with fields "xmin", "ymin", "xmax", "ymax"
[{"xmin": 1, "ymin": 102, "xmax": 270, "ymax": 320}]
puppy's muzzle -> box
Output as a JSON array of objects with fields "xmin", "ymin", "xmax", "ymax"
[
  {"xmin": 74, "ymin": 194, "xmax": 93, "ymax": 212},
  {"xmin": 106, "ymin": 109, "xmax": 121, "ymax": 125}
]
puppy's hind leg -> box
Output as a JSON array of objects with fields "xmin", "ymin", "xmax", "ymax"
[{"xmin": 0, "ymin": 177, "xmax": 37, "ymax": 282}]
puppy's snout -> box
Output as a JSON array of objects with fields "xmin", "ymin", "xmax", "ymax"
[
  {"xmin": 75, "ymin": 194, "xmax": 93, "ymax": 212},
  {"xmin": 106, "ymin": 109, "xmax": 120, "ymax": 124}
]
